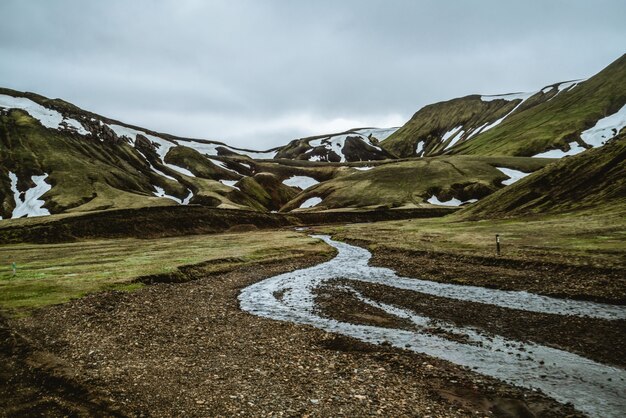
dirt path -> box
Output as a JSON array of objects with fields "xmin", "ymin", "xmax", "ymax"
[{"xmin": 6, "ymin": 253, "xmax": 580, "ymax": 417}]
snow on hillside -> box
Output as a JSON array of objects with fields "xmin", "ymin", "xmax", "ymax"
[
  {"xmin": 480, "ymin": 92, "xmax": 534, "ymax": 102},
  {"xmin": 533, "ymin": 142, "xmax": 586, "ymax": 158},
  {"xmin": 354, "ymin": 127, "xmax": 399, "ymax": 141},
  {"xmin": 442, "ymin": 126, "xmax": 462, "ymax": 141},
  {"xmin": 0, "ymin": 94, "xmax": 89, "ymax": 135},
  {"xmin": 107, "ymin": 124, "xmax": 195, "ymax": 177},
  {"xmin": 466, "ymin": 123, "xmax": 488, "ymax": 140},
  {"xmin": 580, "ymin": 104, "xmax": 626, "ymax": 147},
  {"xmin": 299, "ymin": 197, "xmax": 323, "ymax": 208},
  {"xmin": 209, "ymin": 158, "xmax": 241, "ymax": 174},
  {"xmin": 353, "ymin": 166, "xmax": 374, "ymax": 171},
  {"xmin": 533, "ymin": 104, "xmax": 625, "ymax": 158},
  {"xmin": 178, "ymin": 139, "xmax": 277, "ymax": 159},
  {"xmin": 153, "ymin": 186, "xmax": 182, "ymax": 203},
  {"xmin": 460, "ymin": 80, "xmax": 587, "ymax": 149},
  {"xmin": 306, "ymin": 132, "xmax": 383, "ymax": 162},
  {"xmin": 442, "ymin": 126, "xmax": 465, "ymax": 150},
  {"xmin": 478, "ymin": 91, "xmax": 535, "ymax": 135},
  {"xmin": 219, "ymin": 180, "xmax": 240, "ymax": 190},
  {"xmin": 282, "ymin": 176, "xmax": 319, "ymax": 189},
  {"xmin": 415, "ymin": 141, "xmax": 425, "ymax": 155},
  {"xmin": 495, "ymin": 167, "xmax": 530, "ymax": 185},
  {"xmin": 427, "ymin": 195, "xmax": 477, "ymax": 207},
  {"xmin": 153, "ymin": 186, "xmax": 193, "ymax": 205},
  {"xmin": 8, "ymin": 172, "xmax": 51, "ymax": 218}
]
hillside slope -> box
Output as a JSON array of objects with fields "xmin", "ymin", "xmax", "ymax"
[
  {"xmin": 0, "ymin": 89, "xmax": 290, "ymax": 218},
  {"xmin": 1, "ymin": 88, "xmax": 553, "ymax": 219},
  {"xmin": 383, "ymin": 54, "xmax": 626, "ymax": 158},
  {"xmin": 460, "ymin": 135, "xmax": 626, "ymax": 219},
  {"xmin": 279, "ymin": 156, "xmax": 549, "ymax": 211},
  {"xmin": 275, "ymin": 128, "xmax": 398, "ymax": 162}
]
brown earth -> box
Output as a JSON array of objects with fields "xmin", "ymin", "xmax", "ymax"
[
  {"xmin": 2, "ymin": 253, "xmax": 581, "ymax": 417},
  {"xmin": 0, "ymin": 205, "xmax": 456, "ymax": 244},
  {"xmin": 364, "ymin": 245, "xmax": 626, "ymax": 304}
]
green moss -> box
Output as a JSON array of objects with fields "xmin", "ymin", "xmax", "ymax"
[
  {"xmin": 382, "ymin": 54, "xmax": 626, "ymax": 158},
  {"xmin": 0, "ymin": 230, "xmax": 328, "ymax": 314},
  {"xmin": 460, "ymin": 136, "xmax": 626, "ymax": 218},
  {"xmin": 281, "ymin": 155, "xmax": 549, "ymax": 211},
  {"xmin": 452, "ymin": 54, "xmax": 626, "ymax": 156}
]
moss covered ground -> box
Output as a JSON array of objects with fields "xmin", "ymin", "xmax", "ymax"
[{"xmin": 0, "ymin": 230, "xmax": 330, "ymax": 313}]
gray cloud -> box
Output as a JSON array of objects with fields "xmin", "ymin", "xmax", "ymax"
[{"xmin": 1, "ymin": 0, "xmax": 624, "ymax": 149}]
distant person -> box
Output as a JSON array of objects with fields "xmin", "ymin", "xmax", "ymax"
[{"xmin": 11, "ymin": 261, "xmax": 16, "ymax": 277}]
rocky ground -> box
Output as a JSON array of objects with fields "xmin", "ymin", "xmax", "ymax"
[
  {"xmin": 365, "ymin": 244, "xmax": 626, "ymax": 304},
  {"xmin": 1, "ymin": 250, "xmax": 587, "ymax": 417}
]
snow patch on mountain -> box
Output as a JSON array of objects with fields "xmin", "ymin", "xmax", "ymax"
[
  {"xmin": 282, "ymin": 176, "xmax": 319, "ymax": 190},
  {"xmin": 441, "ymin": 126, "xmax": 462, "ymax": 141},
  {"xmin": 153, "ymin": 186, "xmax": 193, "ymax": 205},
  {"xmin": 153, "ymin": 186, "xmax": 183, "ymax": 203},
  {"xmin": 8, "ymin": 172, "xmax": 51, "ymax": 218},
  {"xmin": 557, "ymin": 80, "xmax": 582, "ymax": 92},
  {"xmin": 427, "ymin": 195, "xmax": 477, "ymax": 207},
  {"xmin": 480, "ymin": 92, "xmax": 534, "ymax": 102},
  {"xmin": 415, "ymin": 141, "xmax": 424, "ymax": 156},
  {"xmin": 479, "ymin": 91, "xmax": 535, "ymax": 134},
  {"xmin": 443, "ymin": 127, "xmax": 465, "ymax": 150},
  {"xmin": 354, "ymin": 127, "xmax": 399, "ymax": 141},
  {"xmin": 210, "ymin": 158, "xmax": 240, "ymax": 174},
  {"xmin": 532, "ymin": 105, "xmax": 625, "ymax": 158},
  {"xmin": 533, "ymin": 142, "xmax": 587, "ymax": 158},
  {"xmin": 305, "ymin": 132, "xmax": 384, "ymax": 162},
  {"xmin": 495, "ymin": 167, "xmax": 531, "ymax": 185},
  {"xmin": 0, "ymin": 94, "xmax": 89, "ymax": 135},
  {"xmin": 180, "ymin": 139, "xmax": 277, "ymax": 159},
  {"xmin": 219, "ymin": 180, "xmax": 240, "ymax": 191},
  {"xmin": 580, "ymin": 104, "xmax": 626, "ymax": 148},
  {"xmin": 107, "ymin": 124, "xmax": 195, "ymax": 177},
  {"xmin": 466, "ymin": 123, "xmax": 488, "ymax": 140},
  {"xmin": 300, "ymin": 197, "xmax": 323, "ymax": 208}
]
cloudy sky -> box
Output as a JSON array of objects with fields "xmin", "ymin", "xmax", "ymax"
[{"xmin": 1, "ymin": 0, "xmax": 624, "ymax": 149}]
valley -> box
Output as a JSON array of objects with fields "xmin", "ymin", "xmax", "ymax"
[{"xmin": 0, "ymin": 54, "xmax": 625, "ymax": 417}]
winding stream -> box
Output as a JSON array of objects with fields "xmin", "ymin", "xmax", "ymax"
[{"xmin": 239, "ymin": 235, "xmax": 626, "ymax": 417}]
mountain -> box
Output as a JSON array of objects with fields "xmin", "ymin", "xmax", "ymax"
[
  {"xmin": 0, "ymin": 88, "xmax": 285, "ymax": 218},
  {"xmin": 382, "ymin": 54, "xmax": 626, "ymax": 158},
  {"xmin": 460, "ymin": 134, "xmax": 626, "ymax": 219},
  {"xmin": 278, "ymin": 156, "xmax": 549, "ymax": 211},
  {"xmin": 275, "ymin": 128, "xmax": 398, "ymax": 162},
  {"xmin": 1, "ymin": 55, "xmax": 624, "ymax": 220}
]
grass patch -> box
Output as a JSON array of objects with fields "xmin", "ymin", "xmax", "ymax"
[
  {"xmin": 319, "ymin": 209, "xmax": 626, "ymax": 268},
  {"xmin": 0, "ymin": 230, "xmax": 330, "ymax": 313}
]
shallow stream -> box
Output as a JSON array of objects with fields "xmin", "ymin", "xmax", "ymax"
[{"xmin": 239, "ymin": 235, "xmax": 626, "ymax": 417}]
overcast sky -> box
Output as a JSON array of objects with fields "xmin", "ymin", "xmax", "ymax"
[{"xmin": 1, "ymin": 0, "xmax": 624, "ymax": 149}]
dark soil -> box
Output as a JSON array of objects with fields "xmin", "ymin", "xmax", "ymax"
[
  {"xmin": 367, "ymin": 245, "xmax": 626, "ymax": 304},
  {"xmin": 0, "ymin": 205, "xmax": 455, "ymax": 244},
  {"xmin": 4, "ymin": 254, "xmax": 580, "ymax": 417}
]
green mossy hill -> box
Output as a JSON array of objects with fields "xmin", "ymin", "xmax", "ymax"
[
  {"xmin": 0, "ymin": 98, "xmax": 296, "ymax": 216},
  {"xmin": 383, "ymin": 54, "xmax": 626, "ymax": 158},
  {"xmin": 280, "ymin": 156, "xmax": 549, "ymax": 212},
  {"xmin": 0, "ymin": 108, "xmax": 171, "ymax": 218},
  {"xmin": 382, "ymin": 96, "xmax": 521, "ymax": 158},
  {"xmin": 275, "ymin": 130, "xmax": 394, "ymax": 162},
  {"xmin": 452, "ymin": 54, "xmax": 626, "ymax": 156},
  {"xmin": 460, "ymin": 136, "xmax": 626, "ymax": 219},
  {"xmin": 165, "ymin": 146, "xmax": 245, "ymax": 180}
]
